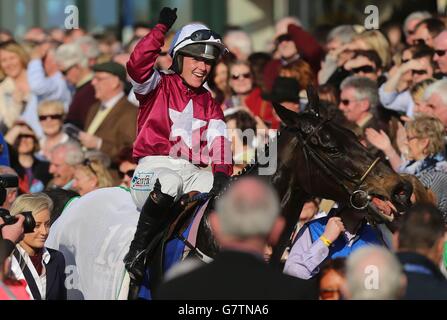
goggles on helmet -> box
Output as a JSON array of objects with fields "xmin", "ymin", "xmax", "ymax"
[{"xmin": 173, "ymin": 29, "xmax": 222, "ymax": 51}]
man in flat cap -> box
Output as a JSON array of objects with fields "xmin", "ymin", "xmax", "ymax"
[{"xmin": 78, "ymin": 61, "xmax": 137, "ymax": 166}]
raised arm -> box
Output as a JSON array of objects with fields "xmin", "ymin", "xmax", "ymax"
[
  {"xmin": 126, "ymin": 8, "xmax": 177, "ymax": 95},
  {"xmin": 288, "ymin": 24, "xmax": 324, "ymax": 73},
  {"xmin": 365, "ymin": 128, "xmax": 403, "ymax": 172}
]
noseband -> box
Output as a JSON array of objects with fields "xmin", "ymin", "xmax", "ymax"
[{"xmin": 292, "ymin": 115, "xmax": 381, "ymax": 210}]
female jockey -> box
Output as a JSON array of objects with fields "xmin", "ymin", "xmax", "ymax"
[{"xmin": 124, "ymin": 7, "xmax": 233, "ymax": 285}]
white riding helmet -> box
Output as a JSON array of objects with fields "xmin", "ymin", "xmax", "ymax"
[{"xmin": 169, "ymin": 23, "xmax": 227, "ymax": 73}]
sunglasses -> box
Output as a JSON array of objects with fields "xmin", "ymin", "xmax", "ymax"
[
  {"xmin": 435, "ymin": 49, "xmax": 447, "ymax": 57},
  {"xmin": 275, "ymin": 34, "xmax": 293, "ymax": 46},
  {"xmin": 83, "ymin": 159, "xmax": 97, "ymax": 176},
  {"xmin": 411, "ymin": 69, "xmax": 427, "ymax": 75},
  {"xmin": 119, "ymin": 169, "xmax": 135, "ymax": 179},
  {"xmin": 351, "ymin": 65, "xmax": 376, "ymax": 74},
  {"xmin": 413, "ymin": 39, "xmax": 427, "ymax": 46},
  {"xmin": 173, "ymin": 29, "xmax": 222, "ymax": 50},
  {"xmin": 231, "ymin": 72, "xmax": 251, "ymax": 80},
  {"xmin": 320, "ymin": 288, "xmax": 341, "ymax": 300},
  {"xmin": 38, "ymin": 114, "xmax": 63, "ymax": 121},
  {"xmin": 61, "ymin": 64, "xmax": 76, "ymax": 76},
  {"xmin": 340, "ymin": 99, "xmax": 357, "ymax": 106}
]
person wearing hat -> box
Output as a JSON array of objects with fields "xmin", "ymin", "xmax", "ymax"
[
  {"xmin": 124, "ymin": 7, "xmax": 233, "ymax": 290},
  {"xmin": 77, "ymin": 61, "xmax": 137, "ymax": 167},
  {"xmin": 263, "ymin": 76, "xmax": 301, "ymax": 118}
]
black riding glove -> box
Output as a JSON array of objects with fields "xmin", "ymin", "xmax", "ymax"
[
  {"xmin": 158, "ymin": 7, "xmax": 177, "ymax": 30},
  {"xmin": 209, "ymin": 172, "xmax": 230, "ymax": 196}
]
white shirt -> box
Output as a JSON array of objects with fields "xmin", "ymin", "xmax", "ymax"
[
  {"xmin": 101, "ymin": 92, "xmax": 125, "ymax": 110},
  {"xmin": 11, "ymin": 245, "xmax": 51, "ymax": 300}
]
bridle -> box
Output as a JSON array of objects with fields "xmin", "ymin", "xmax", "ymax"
[{"xmin": 291, "ymin": 114, "xmax": 382, "ymax": 210}]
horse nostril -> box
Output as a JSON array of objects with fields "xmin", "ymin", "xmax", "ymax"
[{"xmin": 392, "ymin": 181, "xmax": 412, "ymax": 206}]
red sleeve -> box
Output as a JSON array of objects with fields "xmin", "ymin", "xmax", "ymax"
[
  {"xmin": 288, "ymin": 24, "xmax": 325, "ymax": 74},
  {"xmin": 210, "ymin": 137, "xmax": 233, "ymax": 176},
  {"xmin": 208, "ymin": 101, "xmax": 233, "ymax": 176},
  {"xmin": 263, "ymin": 60, "xmax": 282, "ymax": 92},
  {"xmin": 126, "ymin": 23, "xmax": 168, "ymax": 84}
]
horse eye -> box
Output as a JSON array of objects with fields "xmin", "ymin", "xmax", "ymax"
[
  {"xmin": 318, "ymin": 131, "xmax": 338, "ymax": 150},
  {"xmin": 320, "ymin": 132, "xmax": 332, "ymax": 144},
  {"xmin": 300, "ymin": 122, "xmax": 313, "ymax": 134},
  {"xmin": 344, "ymin": 167, "xmax": 356, "ymax": 178}
]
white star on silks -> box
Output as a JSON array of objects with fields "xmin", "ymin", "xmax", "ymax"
[{"xmin": 169, "ymin": 99, "xmax": 206, "ymax": 149}]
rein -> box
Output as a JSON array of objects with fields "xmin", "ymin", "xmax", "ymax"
[{"xmin": 174, "ymin": 115, "xmax": 382, "ymax": 264}]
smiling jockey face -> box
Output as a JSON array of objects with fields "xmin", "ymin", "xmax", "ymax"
[
  {"xmin": 169, "ymin": 23, "xmax": 227, "ymax": 86},
  {"xmin": 180, "ymin": 55, "xmax": 213, "ymax": 88}
]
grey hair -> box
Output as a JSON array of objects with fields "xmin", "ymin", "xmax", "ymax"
[
  {"xmin": 403, "ymin": 11, "xmax": 432, "ymax": 36},
  {"xmin": 84, "ymin": 150, "xmax": 111, "ymax": 168},
  {"xmin": 346, "ymin": 246, "xmax": 404, "ymax": 300},
  {"xmin": 55, "ymin": 42, "xmax": 88, "ymax": 69},
  {"xmin": 327, "ymin": 25, "xmax": 357, "ymax": 45},
  {"xmin": 340, "ymin": 75, "xmax": 379, "ymax": 108},
  {"xmin": 75, "ymin": 35, "xmax": 100, "ymax": 59},
  {"xmin": 51, "ymin": 141, "xmax": 84, "ymax": 166},
  {"xmin": 215, "ymin": 178, "xmax": 280, "ymax": 238},
  {"xmin": 423, "ymin": 79, "xmax": 447, "ymax": 106},
  {"xmin": 223, "ymin": 30, "xmax": 253, "ymax": 58}
]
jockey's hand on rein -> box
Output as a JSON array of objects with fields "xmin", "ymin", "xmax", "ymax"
[
  {"xmin": 210, "ymin": 172, "xmax": 230, "ymax": 196},
  {"xmin": 158, "ymin": 7, "xmax": 177, "ymax": 30}
]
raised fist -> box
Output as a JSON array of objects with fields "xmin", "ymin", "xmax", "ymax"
[
  {"xmin": 158, "ymin": 7, "xmax": 177, "ymax": 30},
  {"xmin": 322, "ymin": 217, "xmax": 345, "ymax": 243}
]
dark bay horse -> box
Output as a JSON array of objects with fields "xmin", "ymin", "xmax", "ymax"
[{"xmin": 147, "ymin": 90, "xmax": 412, "ymax": 294}]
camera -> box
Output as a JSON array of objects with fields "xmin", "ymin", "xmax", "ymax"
[
  {"xmin": 0, "ymin": 209, "xmax": 35, "ymax": 234},
  {"xmin": 62, "ymin": 123, "xmax": 81, "ymax": 141},
  {"xmin": 0, "ymin": 174, "xmax": 36, "ymax": 234}
]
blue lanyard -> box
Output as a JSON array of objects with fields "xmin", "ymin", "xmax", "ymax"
[{"xmin": 403, "ymin": 263, "xmax": 433, "ymax": 275}]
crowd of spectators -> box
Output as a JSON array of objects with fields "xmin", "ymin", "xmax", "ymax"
[{"xmin": 0, "ymin": 8, "xmax": 447, "ymax": 300}]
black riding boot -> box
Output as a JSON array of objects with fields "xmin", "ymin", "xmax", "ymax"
[{"xmin": 124, "ymin": 179, "xmax": 175, "ymax": 287}]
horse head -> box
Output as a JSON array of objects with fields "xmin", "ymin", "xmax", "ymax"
[{"xmin": 272, "ymin": 87, "xmax": 412, "ymax": 224}]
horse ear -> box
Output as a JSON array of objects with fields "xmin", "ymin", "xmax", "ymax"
[
  {"xmin": 305, "ymin": 85, "xmax": 320, "ymax": 117},
  {"xmin": 272, "ymin": 102, "xmax": 299, "ymax": 127}
]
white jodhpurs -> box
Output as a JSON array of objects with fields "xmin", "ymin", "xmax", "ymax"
[{"xmin": 130, "ymin": 156, "xmax": 213, "ymax": 211}]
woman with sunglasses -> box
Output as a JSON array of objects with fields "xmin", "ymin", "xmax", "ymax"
[
  {"xmin": 72, "ymin": 158, "xmax": 113, "ymax": 196},
  {"xmin": 224, "ymin": 60, "xmax": 279, "ymax": 129},
  {"xmin": 36, "ymin": 100, "xmax": 69, "ymax": 161},
  {"xmin": 379, "ymin": 45, "xmax": 435, "ymax": 118},
  {"xmin": 4, "ymin": 122, "xmax": 51, "ymax": 194},
  {"xmin": 125, "ymin": 7, "xmax": 233, "ymax": 288},
  {"xmin": 366, "ymin": 115, "xmax": 447, "ymax": 217},
  {"xmin": 115, "ymin": 146, "xmax": 137, "ymax": 188}
]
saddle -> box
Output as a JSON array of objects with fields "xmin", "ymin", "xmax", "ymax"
[
  {"xmin": 166, "ymin": 191, "xmax": 202, "ymax": 240},
  {"xmin": 148, "ymin": 191, "xmax": 211, "ymax": 293}
]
